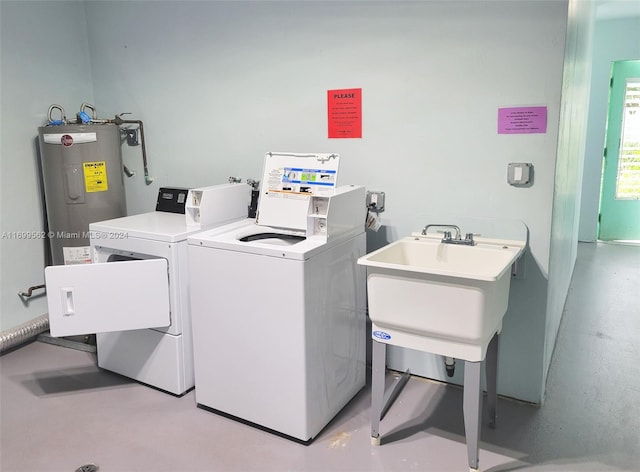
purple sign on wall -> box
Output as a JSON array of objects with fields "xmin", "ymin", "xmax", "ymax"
[{"xmin": 498, "ymin": 106, "xmax": 547, "ymax": 134}]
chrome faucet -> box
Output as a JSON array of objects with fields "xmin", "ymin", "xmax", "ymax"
[
  {"xmin": 421, "ymin": 224, "xmax": 476, "ymax": 246},
  {"xmin": 421, "ymin": 224, "xmax": 461, "ymax": 239}
]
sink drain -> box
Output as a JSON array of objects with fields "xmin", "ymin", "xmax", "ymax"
[{"xmin": 75, "ymin": 464, "xmax": 99, "ymax": 472}]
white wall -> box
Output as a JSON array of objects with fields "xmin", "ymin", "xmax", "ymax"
[
  {"xmin": 579, "ymin": 15, "xmax": 640, "ymax": 242},
  {"xmin": 1, "ymin": 0, "xmax": 592, "ymax": 405},
  {"xmin": 0, "ymin": 1, "xmax": 94, "ymax": 330},
  {"xmin": 81, "ymin": 0, "xmax": 570, "ymax": 403},
  {"xmin": 545, "ymin": 0, "xmax": 594, "ymax": 390}
]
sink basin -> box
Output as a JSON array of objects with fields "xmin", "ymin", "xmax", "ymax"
[{"xmin": 357, "ymin": 234, "xmax": 525, "ymax": 361}]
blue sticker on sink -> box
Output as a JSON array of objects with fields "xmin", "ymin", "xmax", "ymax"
[{"xmin": 372, "ymin": 330, "xmax": 391, "ymax": 340}]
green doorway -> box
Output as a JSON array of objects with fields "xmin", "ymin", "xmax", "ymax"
[{"xmin": 599, "ymin": 60, "xmax": 640, "ymax": 241}]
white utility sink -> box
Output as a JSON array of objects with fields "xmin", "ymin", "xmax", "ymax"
[{"xmin": 358, "ymin": 233, "xmax": 525, "ymax": 361}]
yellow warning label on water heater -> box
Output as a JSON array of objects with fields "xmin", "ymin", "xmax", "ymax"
[{"xmin": 83, "ymin": 161, "xmax": 108, "ymax": 192}]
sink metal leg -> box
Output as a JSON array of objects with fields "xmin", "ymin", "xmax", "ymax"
[
  {"xmin": 464, "ymin": 360, "xmax": 482, "ymax": 471},
  {"xmin": 486, "ymin": 333, "xmax": 499, "ymax": 428},
  {"xmin": 371, "ymin": 340, "xmax": 386, "ymax": 445}
]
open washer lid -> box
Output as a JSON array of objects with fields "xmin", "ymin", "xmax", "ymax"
[{"xmin": 256, "ymin": 152, "xmax": 340, "ymax": 233}]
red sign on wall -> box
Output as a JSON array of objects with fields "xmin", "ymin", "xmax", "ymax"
[{"xmin": 328, "ymin": 88, "xmax": 362, "ymax": 139}]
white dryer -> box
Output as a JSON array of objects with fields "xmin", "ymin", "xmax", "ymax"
[
  {"xmin": 188, "ymin": 152, "xmax": 367, "ymax": 441},
  {"xmin": 45, "ymin": 183, "xmax": 251, "ymax": 395}
]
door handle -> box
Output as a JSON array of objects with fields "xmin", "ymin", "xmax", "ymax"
[{"xmin": 61, "ymin": 288, "xmax": 75, "ymax": 316}]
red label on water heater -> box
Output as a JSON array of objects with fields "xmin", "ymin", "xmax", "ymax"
[{"xmin": 61, "ymin": 134, "xmax": 73, "ymax": 147}]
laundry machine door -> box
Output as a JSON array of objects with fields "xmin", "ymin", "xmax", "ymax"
[{"xmin": 45, "ymin": 259, "xmax": 170, "ymax": 337}]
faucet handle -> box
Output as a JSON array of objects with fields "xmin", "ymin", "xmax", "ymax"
[
  {"xmin": 443, "ymin": 231, "xmax": 452, "ymax": 240},
  {"xmin": 465, "ymin": 233, "xmax": 477, "ymax": 245}
]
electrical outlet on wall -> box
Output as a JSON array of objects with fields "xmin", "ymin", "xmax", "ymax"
[
  {"xmin": 366, "ymin": 191, "xmax": 385, "ymax": 212},
  {"xmin": 125, "ymin": 129, "xmax": 139, "ymax": 146},
  {"xmin": 507, "ymin": 163, "xmax": 533, "ymax": 187}
]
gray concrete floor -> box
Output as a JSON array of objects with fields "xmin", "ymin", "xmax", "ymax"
[{"xmin": 1, "ymin": 242, "xmax": 639, "ymax": 472}]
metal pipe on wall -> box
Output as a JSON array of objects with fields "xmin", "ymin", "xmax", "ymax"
[{"xmin": 18, "ymin": 284, "xmax": 46, "ymax": 300}]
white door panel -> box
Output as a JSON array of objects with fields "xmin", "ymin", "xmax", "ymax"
[{"xmin": 45, "ymin": 259, "xmax": 170, "ymax": 337}]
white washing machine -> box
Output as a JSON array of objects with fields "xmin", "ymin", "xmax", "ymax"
[
  {"xmin": 188, "ymin": 152, "xmax": 367, "ymax": 442},
  {"xmin": 45, "ymin": 183, "xmax": 251, "ymax": 395}
]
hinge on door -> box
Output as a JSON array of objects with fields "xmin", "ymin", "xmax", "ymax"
[
  {"xmin": 610, "ymin": 76, "xmax": 613, "ymax": 88},
  {"xmin": 598, "ymin": 213, "xmax": 601, "ymax": 223},
  {"xmin": 603, "ymin": 147, "xmax": 607, "ymax": 160}
]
